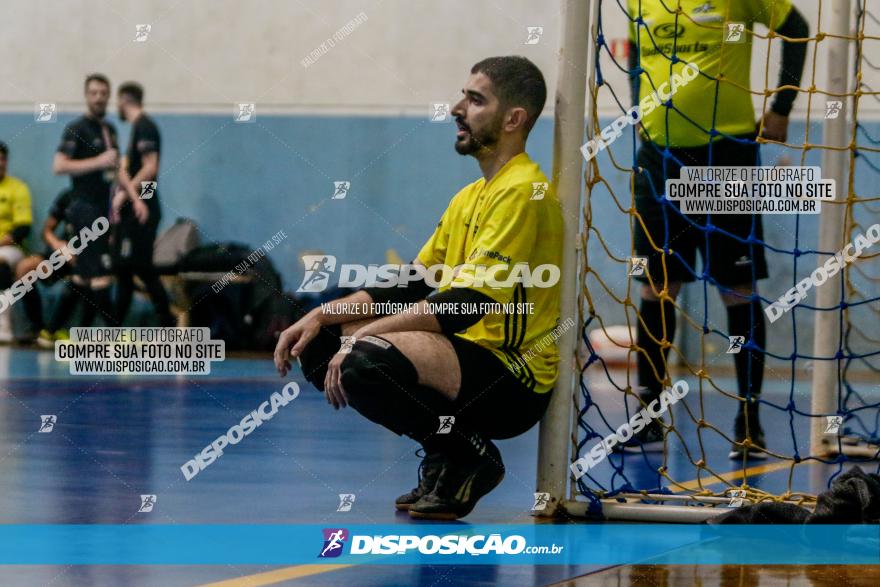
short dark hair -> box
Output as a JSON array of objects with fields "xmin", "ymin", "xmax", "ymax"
[
  {"xmin": 471, "ymin": 56, "xmax": 547, "ymax": 133},
  {"xmin": 118, "ymin": 82, "xmax": 144, "ymax": 105},
  {"xmin": 84, "ymin": 73, "xmax": 111, "ymax": 92},
  {"xmin": 0, "ymin": 142, "xmax": 7, "ymax": 157}
]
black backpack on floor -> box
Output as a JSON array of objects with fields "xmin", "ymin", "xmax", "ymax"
[{"xmin": 179, "ymin": 242, "xmax": 290, "ymax": 350}]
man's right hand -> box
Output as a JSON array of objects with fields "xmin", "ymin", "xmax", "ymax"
[
  {"xmin": 274, "ymin": 311, "xmax": 322, "ymax": 377},
  {"xmin": 110, "ymin": 190, "xmax": 127, "ymax": 223},
  {"xmin": 96, "ymin": 149, "xmax": 119, "ymax": 170},
  {"xmin": 132, "ymin": 198, "xmax": 150, "ymax": 224},
  {"xmin": 56, "ymin": 240, "xmax": 76, "ymax": 266}
]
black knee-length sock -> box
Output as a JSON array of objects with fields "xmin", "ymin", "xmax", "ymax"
[
  {"xmin": 726, "ymin": 299, "xmax": 766, "ymax": 402},
  {"xmin": 636, "ymin": 297, "xmax": 677, "ymax": 403},
  {"xmin": 48, "ymin": 282, "xmax": 88, "ymax": 332},
  {"xmin": 22, "ymin": 287, "xmax": 44, "ymax": 331}
]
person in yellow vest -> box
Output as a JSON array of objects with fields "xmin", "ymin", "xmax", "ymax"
[
  {"xmin": 275, "ymin": 56, "xmax": 563, "ymax": 520},
  {"xmin": 624, "ymin": 0, "xmax": 808, "ymax": 458},
  {"xmin": 0, "ymin": 142, "xmax": 44, "ymax": 343}
]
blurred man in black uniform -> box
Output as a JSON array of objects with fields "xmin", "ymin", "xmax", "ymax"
[
  {"xmin": 112, "ymin": 82, "xmax": 174, "ymax": 327},
  {"xmin": 50, "ymin": 73, "xmax": 118, "ymax": 336},
  {"xmin": 36, "ymin": 189, "xmax": 92, "ymax": 346}
]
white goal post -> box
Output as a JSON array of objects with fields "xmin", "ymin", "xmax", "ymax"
[{"xmin": 537, "ymin": 0, "xmax": 858, "ymax": 522}]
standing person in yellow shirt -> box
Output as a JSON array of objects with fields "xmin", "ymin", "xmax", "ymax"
[
  {"xmin": 274, "ymin": 56, "xmax": 563, "ymax": 520},
  {"xmin": 624, "ymin": 0, "xmax": 808, "ymax": 458}
]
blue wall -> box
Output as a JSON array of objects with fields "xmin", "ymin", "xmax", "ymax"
[
  {"xmin": 0, "ymin": 113, "xmax": 553, "ymax": 287},
  {"xmin": 2, "ymin": 113, "xmax": 877, "ymax": 364}
]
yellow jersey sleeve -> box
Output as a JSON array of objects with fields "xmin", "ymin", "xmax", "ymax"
[
  {"xmin": 417, "ymin": 205, "xmax": 453, "ymax": 268},
  {"xmin": 12, "ymin": 180, "xmax": 33, "ymax": 227},
  {"xmin": 452, "ymin": 186, "xmax": 537, "ymax": 303},
  {"xmin": 746, "ymin": 0, "xmax": 793, "ymax": 30}
]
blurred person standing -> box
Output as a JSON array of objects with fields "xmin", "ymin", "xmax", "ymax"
[{"xmin": 112, "ymin": 82, "xmax": 174, "ymax": 327}]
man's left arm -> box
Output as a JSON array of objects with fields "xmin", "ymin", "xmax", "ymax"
[
  {"xmin": 126, "ymin": 128, "xmax": 160, "ymax": 223},
  {"xmin": 352, "ymin": 188, "xmax": 538, "ymax": 339},
  {"xmin": 350, "ymin": 287, "xmax": 497, "ymax": 339},
  {"xmin": 349, "ymin": 296, "xmax": 443, "ymax": 338},
  {"xmin": 349, "ymin": 259, "xmax": 495, "ymax": 338},
  {"xmin": 759, "ymin": 5, "xmax": 809, "ymax": 142},
  {"xmin": 129, "ymin": 152, "xmax": 159, "ymax": 191}
]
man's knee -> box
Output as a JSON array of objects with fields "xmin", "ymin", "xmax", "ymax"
[
  {"xmin": 340, "ymin": 338, "xmax": 418, "ymax": 398},
  {"xmin": 90, "ymin": 276, "xmax": 113, "ymax": 289},
  {"xmin": 379, "ymin": 331, "xmax": 460, "ymax": 399},
  {"xmin": 339, "ymin": 339, "xmax": 421, "ymax": 435},
  {"xmin": 15, "ymin": 256, "xmax": 42, "ymax": 280}
]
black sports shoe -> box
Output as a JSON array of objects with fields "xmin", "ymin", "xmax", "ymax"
[
  {"xmin": 395, "ymin": 450, "xmax": 446, "ymax": 511},
  {"xmin": 728, "ymin": 403, "xmax": 768, "ymax": 460},
  {"xmin": 615, "ymin": 420, "xmax": 666, "ymax": 453},
  {"xmin": 408, "ymin": 442, "xmax": 505, "ymax": 520}
]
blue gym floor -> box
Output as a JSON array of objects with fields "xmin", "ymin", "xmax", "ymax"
[{"xmin": 0, "ymin": 346, "xmax": 871, "ymax": 586}]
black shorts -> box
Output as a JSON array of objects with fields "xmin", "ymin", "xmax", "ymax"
[
  {"xmin": 40, "ymin": 247, "xmax": 72, "ymax": 285},
  {"xmin": 299, "ymin": 325, "xmax": 551, "ymax": 440},
  {"xmin": 67, "ymin": 198, "xmax": 113, "ymax": 279},
  {"xmin": 633, "ymin": 135, "xmax": 768, "ymax": 288},
  {"xmin": 447, "ymin": 334, "xmax": 551, "ymax": 439},
  {"xmin": 113, "ymin": 199, "xmax": 161, "ymax": 270}
]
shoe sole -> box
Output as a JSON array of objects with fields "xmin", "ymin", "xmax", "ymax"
[
  {"xmin": 394, "ymin": 503, "xmax": 413, "ymax": 511},
  {"xmin": 408, "ymin": 510, "xmax": 461, "ymax": 520},
  {"xmin": 408, "ymin": 469, "xmax": 505, "ymax": 521},
  {"xmin": 621, "ymin": 440, "xmax": 665, "ymax": 454},
  {"xmin": 728, "ymin": 449, "xmax": 769, "ymax": 460}
]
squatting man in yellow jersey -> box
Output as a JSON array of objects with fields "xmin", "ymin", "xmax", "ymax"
[
  {"xmin": 274, "ymin": 56, "xmax": 564, "ymax": 520},
  {"xmin": 624, "ymin": 0, "xmax": 808, "ymax": 459}
]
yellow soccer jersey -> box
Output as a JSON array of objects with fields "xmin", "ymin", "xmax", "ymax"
[
  {"xmin": 629, "ymin": 0, "xmax": 793, "ymax": 147},
  {"xmin": 417, "ymin": 152, "xmax": 564, "ymax": 393},
  {"xmin": 0, "ymin": 175, "xmax": 33, "ymax": 239}
]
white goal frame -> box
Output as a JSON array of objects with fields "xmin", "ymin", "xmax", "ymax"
[{"xmin": 537, "ymin": 0, "xmax": 857, "ymax": 522}]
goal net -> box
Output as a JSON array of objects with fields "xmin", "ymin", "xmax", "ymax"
[{"xmin": 540, "ymin": 0, "xmax": 880, "ymax": 521}]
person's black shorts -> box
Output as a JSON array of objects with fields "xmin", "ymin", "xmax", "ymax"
[
  {"xmin": 299, "ymin": 325, "xmax": 551, "ymax": 440},
  {"xmin": 113, "ymin": 198, "xmax": 161, "ymax": 270},
  {"xmin": 39, "ymin": 247, "xmax": 72, "ymax": 285},
  {"xmin": 447, "ymin": 334, "xmax": 551, "ymax": 440},
  {"xmin": 633, "ymin": 134, "xmax": 768, "ymax": 288},
  {"xmin": 66, "ymin": 198, "xmax": 113, "ymax": 279}
]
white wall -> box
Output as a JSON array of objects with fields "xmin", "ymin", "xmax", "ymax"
[
  {"xmin": 0, "ymin": 0, "xmax": 875, "ymax": 119},
  {"xmin": 0, "ymin": 0, "xmax": 561, "ymax": 114}
]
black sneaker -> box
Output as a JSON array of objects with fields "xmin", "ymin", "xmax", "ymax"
[
  {"xmin": 728, "ymin": 403, "xmax": 768, "ymax": 460},
  {"xmin": 408, "ymin": 442, "xmax": 505, "ymax": 520},
  {"xmin": 395, "ymin": 450, "xmax": 446, "ymax": 511},
  {"xmin": 615, "ymin": 420, "xmax": 666, "ymax": 453}
]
